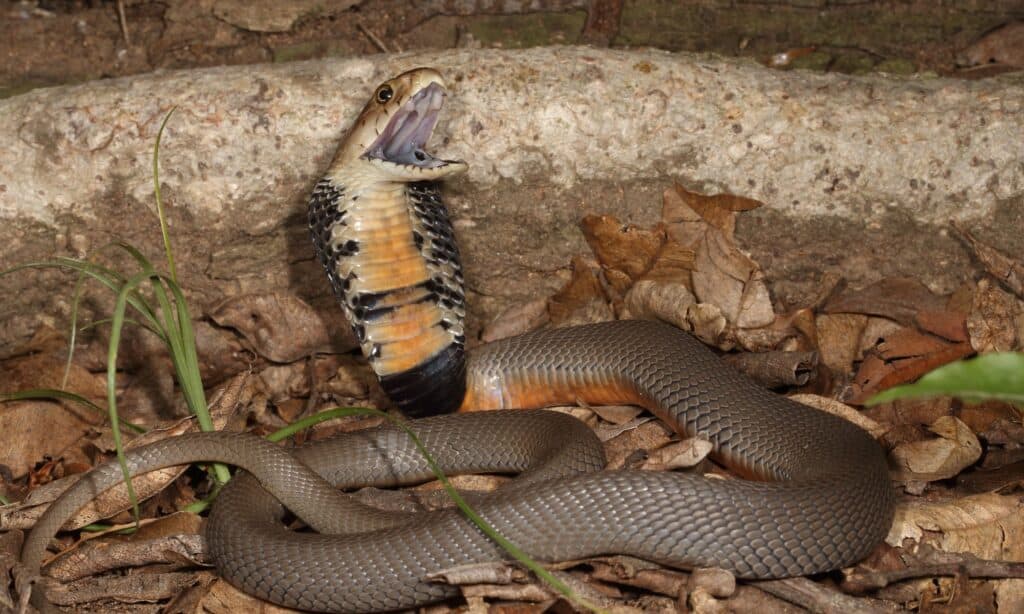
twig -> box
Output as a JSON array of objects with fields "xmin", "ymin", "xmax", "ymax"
[
  {"xmin": 755, "ymin": 577, "xmax": 897, "ymax": 614},
  {"xmin": 357, "ymin": 23, "xmax": 393, "ymax": 53},
  {"xmin": 116, "ymin": 0, "xmax": 130, "ymax": 46},
  {"xmin": 843, "ymin": 552, "xmax": 1024, "ymax": 593}
]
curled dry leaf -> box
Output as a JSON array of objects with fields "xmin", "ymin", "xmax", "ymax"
[
  {"xmin": 209, "ymin": 292, "xmax": 354, "ymax": 363},
  {"xmin": 45, "ymin": 570, "xmax": 206, "ymax": 608},
  {"xmin": 688, "ymin": 302, "xmax": 731, "ymax": 349},
  {"xmin": 967, "ymin": 278, "xmax": 1024, "ymax": 353},
  {"xmin": 723, "ymin": 351, "xmax": 817, "ymax": 389},
  {"xmin": 887, "ymin": 492, "xmax": 1024, "ymax": 563},
  {"xmin": 890, "ymin": 415, "xmax": 982, "ymax": 481},
  {"xmin": 622, "ymin": 279, "xmax": 696, "ymax": 331},
  {"xmin": 660, "ymin": 183, "xmax": 773, "ymax": 331},
  {"xmin": 692, "ymin": 227, "xmax": 774, "ymax": 330}
]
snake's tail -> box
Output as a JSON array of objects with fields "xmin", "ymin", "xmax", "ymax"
[{"xmin": 20, "ymin": 432, "xmax": 345, "ymax": 575}]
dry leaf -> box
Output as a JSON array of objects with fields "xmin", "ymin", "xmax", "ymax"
[
  {"xmin": 547, "ymin": 256, "xmax": 613, "ymax": 327},
  {"xmin": 891, "ymin": 415, "xmax": 982, "ymax": 481},
  {"xmin": 209, "ymin": 292, "xmax": 351, "ymax": 363},
  {"xmin": 956, "ymin": 21, "xmax": 1024, "ymax": 67},
  {"xmin": 692, "ymin": 230, "xmax": 774, "ymax": 329},
  {"xmin": 580, "ymin": 214, "xmax": 665, "ymax": 281},
  {"xmin": 662, "ymin": 183, "xmax": 762, "ymax": 243},
  {"xmin": 480, "ymin": 297, "xmax": 549, "ymax": 342},
  {"xmin": 621, "ymin": 280, "xmax": 696, "ymax": 331},
  {"xmin": 642, "ymin": 438, "xmax": 713, "ymax": 471},
  {"xmin": 967, "ymin": 278, "xmax": 1024, "ymax": 352},
  {"xmin": 913, "ymin": 309, "xmax": 969, "ymax": 343},
  {"xmin": 887, "ymin": 492, "xmax": 1024, "ymax": 563},
  {"xmin": 824, "ymin": 277, "xmax": 946, "ymax": 327},
  {"xmin": 0, "ymin": 400, "xmax": 98, "ymax": 480},
  {"xmin": 814, "ymin": 313, "xmax": 868, "ymax": 374},
  {"xmin": 639, "ymin": 240, "xmax": 695, "ymax": 284},
  {"xmin": 687, "ymin": 302, "xmax": 731, "ymax": 350},
  {"xmin": 951, "ymin": 222, "xmax": 1024, "ymax": 299},
  {"xmin": 589, "ymin": 405, "xmax": 644, "ymax": 425},
  {"xmin": 788, "ymin": 394, "xmax": 886, "ymax": 439},
  {"xmin": 847, "ymin": 328, "xmax": 974, "ymax": 405}
]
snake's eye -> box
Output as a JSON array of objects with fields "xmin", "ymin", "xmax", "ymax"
[{"xmin": 376, "ymin": 85, "xmax": 393, "ymax": 103}]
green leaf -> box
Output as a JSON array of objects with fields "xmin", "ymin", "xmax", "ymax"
[{"xmin": 868, "ymin": 352, "xmax": 1024, "ymax": 406}]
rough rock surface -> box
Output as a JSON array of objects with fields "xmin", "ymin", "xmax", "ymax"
[{"xmin": 0, "ymin": 46, "xmax": 1021, "ymax": 352}]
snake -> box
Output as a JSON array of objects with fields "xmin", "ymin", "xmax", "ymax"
[{"xmin": 20, "ymin": 68, "xmax": 895, "ymax": 613}]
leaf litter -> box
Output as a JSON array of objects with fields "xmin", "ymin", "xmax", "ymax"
[{"xmin": 2, "ymin": 182, "xmax": 1024, "ymax": 612}]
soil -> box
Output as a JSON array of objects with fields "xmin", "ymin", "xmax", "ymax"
[{"xmin": 3, "ymin": 0, "xmax": 1023, "ymax": 100}]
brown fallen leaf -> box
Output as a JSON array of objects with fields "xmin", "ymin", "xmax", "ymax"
[
  {"xmin": 823, "ymin": 277, "xmax": 947, "ymax": 327},
  {"xmin": 0, "ymin": 400, "xmax": 99, "ymax": 480},
  {"xmin": 723, "ymin": 350, "xmax": 817, "ymax": 389},
  {"xmin": 546, "ymin": 256, "xmax": 613, "ymax": 327},
  {"xmin": 956, "ymin": 21, "xmax": 1024, "ymax": 67},
  {"xmin": 580, "ymin": 214, "xmax": 666, "ymax": 282},
  {"xmin": 209, "ymin": 292, "xmax": 353, "ymax": 363},
  {"xmin": 662, "ymin": 183, "xmax": 762, "ymax": 244},
  {"xmin": 603, "ymin": 420, "xmax": 674, "ymax": 470},
  {"xmin": 891, "ymin": 415, "xmax": 982, "ymax": 482},
  {"xmin": 847, "ymin": 328, "xmax": 974, "ymax": 405},
  {"xmin": 621, "ymin": 279, "xmax": 696, "ymax": 331},
  {"xmin": 887, "ymin": 492, "xmax": 1024, "ymax": 563},
  {"xmin": 45, "ymin": 570, "xmax": 208, "ymax": 608},
  {"xmin": 788, "ymin": 394, "xmax": 887, "ymax": 440},
  {"xmin": 952, "ymin": 222, "xmax": 1024, "ymax": 299},
  {"xmin": 480, "ymin": 297, "xmax": 550, "ymax": 343},
  {"xmin": 639, "ymin": 240, "xmax": 695, "ymax": 285},
  {"xmin": 641, "ymin": 438, "xmax": 713, "ymax": 471},
  {"xmin": 913, "ymin": 308, "xmax": 969, "ymax": 343},
  {"xmin": 2, "ymin": 375, "xmax": 248, "ymax": 532},
  {"xmin": 814, "ymin": 313, "xmax": 869, "ymax": 374},
  {"xmin": 967, "ymin": 278, "xmax": 1024, "ymax": 353},
  {"xmin": 692, "ymin": 230, "xmax": 774, "ymax": 329}
]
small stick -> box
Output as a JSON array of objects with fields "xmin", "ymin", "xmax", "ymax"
[{"xmin": 358, "ymin": 23, "xmax": 392, "ymax": 53}]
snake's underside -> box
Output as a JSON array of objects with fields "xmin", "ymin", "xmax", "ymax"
[{"xmin": 20, "ymin": 69, "xmax": 895, "ymax": 614}]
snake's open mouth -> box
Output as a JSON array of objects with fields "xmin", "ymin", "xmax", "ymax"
[{"xmin": 365, "ymin": 82, "xmax": 451, "ymax": 169}]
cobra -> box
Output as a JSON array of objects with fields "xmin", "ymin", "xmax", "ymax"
[{"xmin": 21, "ymin": 68, "xmax": 895, "ymax": 613}]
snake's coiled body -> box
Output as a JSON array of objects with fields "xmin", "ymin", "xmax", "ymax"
[{"xmin": 21, "ymin": 68, "xmax": 896, "ymax": 614}]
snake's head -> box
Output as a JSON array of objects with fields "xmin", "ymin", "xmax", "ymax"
[{"xmin": 329, "ymin": 67, "xmax": 468, "ymax": 182}]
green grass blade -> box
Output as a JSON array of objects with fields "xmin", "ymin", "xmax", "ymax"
[
  {"xmin": 153, "ymin": 108, "xmax": 178, "ymax": 283},
  {"xmin": 62, "ymin": 271, "xmax": 88, "ymax": 389},
  {"xmin": 868, "ymin": 352, "xmax": 1024, "ymax": 406},
  {"xmin": 106, "ymin": 269, "xmax": 161, "ymax": 527},
  {"xmin": 0, "ymin": 389, "xmax": 146, "ymax": 433}
]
